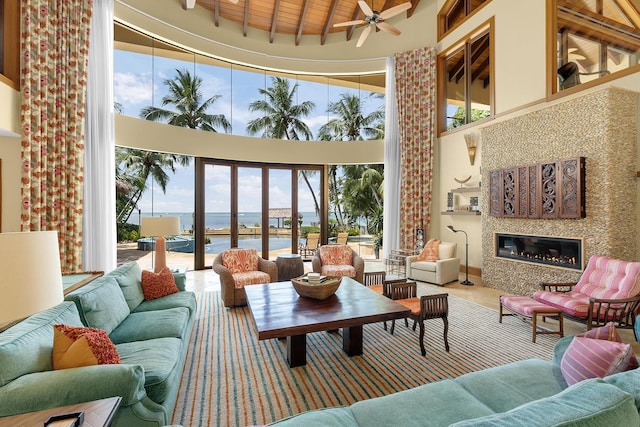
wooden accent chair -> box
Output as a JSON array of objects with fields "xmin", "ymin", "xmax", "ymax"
[
  {"xmin": 389, "ymin": 281, "xmax": 450, "ymax": 356},
  {"xmin": 213, "ymin": 248, "xmax": 278, "ymax": 308},
  {"xmin": 312, "ymin": 244, "xmax": 364, "ymax": 283},
  {"xmin": 533, "ymin": 255, "xmax": 640, "ymax": 337}
]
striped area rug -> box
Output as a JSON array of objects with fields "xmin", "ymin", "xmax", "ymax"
[{"xmin": 172, "ymin": 287, "xmax": 560, "ymax": 427}]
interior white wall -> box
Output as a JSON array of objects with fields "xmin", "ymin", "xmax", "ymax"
[{"xmin": 0, "ymin": 82, "xmax": 22, "ymax": 232}]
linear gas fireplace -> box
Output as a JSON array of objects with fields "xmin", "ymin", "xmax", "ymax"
[{"xmin": 495, "ymin": 233, "xmax": 583, "ymax": 271}]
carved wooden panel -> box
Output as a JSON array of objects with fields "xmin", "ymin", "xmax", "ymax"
[{"xmin": 488, "ymin": 157, "xmax": 585, "ymax": 219}]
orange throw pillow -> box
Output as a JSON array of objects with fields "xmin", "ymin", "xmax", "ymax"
[
  {"xmin": 52, "ymin": 324, "xmax": 120, "ymax": 370},
  {"xmin": 141, "ymin": 267, "xmax": 179, "ymax": 300},
  {"xmin": 417, "ymin": 239, "xmax": 440, "ymax": 262}
]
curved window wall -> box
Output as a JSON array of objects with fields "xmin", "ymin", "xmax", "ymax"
[{"xmin": 114, "ymin": 23, "xmax": 385, "ymax": 141}]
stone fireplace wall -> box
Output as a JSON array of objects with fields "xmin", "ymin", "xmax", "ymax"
[{"xmin": 481, "ymin": 87, "xmax": 639, "ymax": 295}]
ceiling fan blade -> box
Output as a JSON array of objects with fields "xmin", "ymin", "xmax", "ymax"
[
  {"xmin": 334, "ymin": 19, "xmax": 366, "ymax": 28},
  {"xmin": 356, "ymin": 25, "xmax": 372, "ymax": 47},
  {"xmin": 376, "ymin": 21, "xmax": 401, "ymax": 36},
  {"xmin": 358, "ymin": 0, "xmax": 374, "ymax": 17},
  {"xmin": 379, "ymin": 2, "xmax": 412, "ymax": 20}
]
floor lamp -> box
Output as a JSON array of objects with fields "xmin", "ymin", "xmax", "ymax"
[
  {"xmin": 140, "ymin": 216, "xmax": 181, "ymax": 273},
  {"xmin": 446, "ymin": 225, "xmax": 474, "ymax": 286},
  {"xmin": 0, "ymin": 231, "xmax": 64, "ymax": 331}
]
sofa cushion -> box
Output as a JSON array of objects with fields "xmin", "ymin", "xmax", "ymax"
[
  {"xmin": 411, "ymin": 261, "xmax": 437, "ymax": 273},
  {"xmin": 133, "ymin": 291, "xmax": 197, "ymax": 316},
  {"xmin": 270, "ymin": 407, "xmax": 358, "ymax": 426},
  {"xmin": 318, "ymin": 245, "xmax": 352, "ymax": 266},
  {"xmin": 450, "ymin": 379, "xmax": 640, "ymax": 427},
  {"xmin": 52, "ymin": 324, "xmax": 120, "ymax": 369},
  {"xmin": 107, "ymin": 261, "xmax": 145, "ymax": 311},
  {"xmin": 109, "ymin": 307, "xmax": 190, "ymax": 345},
  {"xmin": 0, "ymin": 302, "xmax": 83, "ymax": 387},
  {"xmin": 560, "ymin": 336, "xmax": 634, "ymax": 386},
  {"xmin": 116, "ymin": 337, "xmax": 182, "ymax": 404},
  {"xmin": 320, "ymin": 265, "xmax": 357, "ymax": 278},
  {"xmin": 141, "ymin": 267, "xmax": 179, "ymax": 300},
  {"xmin": 64, "ymin": 277, "xmax": 130, "ymax": 334},
  {"xmin": 603, "ymin": 368, "xmax": 640, "ymax": 411},
  {"xmin": 439, "ymin": 242, "xmax": 456, "ymax": 259},
  {"xmin": 232, "ymin": 271, "xmax": 271, "ymax": 287},
  {"xmin": 532, "ymin": 289, "xmax": 591, "ymax": 317},
  {"xmin": 222, "ymin": 248, "xmax": 259, "ymax": 274},
  {"xmin": 350, "ymin": 379, "xmax": 495, "ymax": 427},
  {"xmin": 416, "ymin": 239, "xmax": 440, "ymax": 262},
  {"xmin": 455, "ymin": 359, "xmax": 566, "ymax": 413}
]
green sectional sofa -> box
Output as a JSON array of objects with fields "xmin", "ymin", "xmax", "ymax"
[
  {"xmin": 271, "ymin": 336, "xmax": 640, "ymax": 426},
  {"xmin": 0, "ymin": 262, "xmax": 196, "ymax": 427}
]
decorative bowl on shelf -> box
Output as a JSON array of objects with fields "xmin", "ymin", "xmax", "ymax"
[{"xmin": 291, "ymin": 275, "xmax": 342, "ymax": 300}]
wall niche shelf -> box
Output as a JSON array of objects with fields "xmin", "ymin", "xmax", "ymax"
[
  {"xmin": 450, "ymin": 186, "xmax": 481, "ymax": 193},
  {"xmin": 441, "ymin": 211, "xmax": 481, "ymax": 216}
]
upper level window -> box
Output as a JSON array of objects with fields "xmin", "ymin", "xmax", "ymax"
[
  {"xmin": 0, "ymin": 0, "xmax": 19, "ymax": 87},
  {"xmin": 438, "ymin": 0, "xmax": 490, "ymax": 39},
  {"xmin": 438, "ymin": 21, "xmax": 493, "ymax": 133},
  {"xmin": 553, "ymin": 0, "xmax": 640, "ymax": 93}
]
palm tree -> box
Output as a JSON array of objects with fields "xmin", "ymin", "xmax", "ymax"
[
  {"xmin": 140, "ymin": 68, "xmax": 231, "ymax": 132},
  {"xmin": 116, "ymin": 148, "xmax": 191, "ymax": 224},
  {"xmin": 246, "ymin": 76, "xmax": 320, "ymax": 214},
  {"xmin": 318, "ymin": 92, "xmax": 384, "ymax": 141},
  {"xmin": 246, "ymin": 76, "xmax": 315, "ymax": 140}
]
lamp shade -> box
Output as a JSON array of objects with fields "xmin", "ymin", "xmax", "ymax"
[
  {"xmin": 139, "ymin": 216, "xmax": 181, "ymax": 237},
  {"xmin": 0, "ymin": 231, "xmax": 64, "ymax": 326}
]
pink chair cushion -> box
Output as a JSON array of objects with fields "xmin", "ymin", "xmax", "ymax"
[
  {"xmin": 321, "ymin": 265, "xmax": 356, "ymax": 278},
  {"xmin": 533, "ymin": 255, "xmax": 640, "ymax": 317},
  {"xmin": 500, "ymin": 295, "xmax": 560, "ymax": 316},
  {"xmin": 232, "ymin": 271, "xmax": 271, "ymax": 288},
  {"xmin": 318, "ymin": 245, "xmax": 353, "ymax": 266},
  {"xmin": 222, "ymin": 248, "xmax": 259, "ymax": 274}
]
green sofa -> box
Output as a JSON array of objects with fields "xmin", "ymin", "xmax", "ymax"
[
  {"xmin": 0, "ymin": 262, "xmax": 196, "ymax": 427},
  {"xmin": 271, "ymin": 336, "xmax": 640, "ymax": 426}
]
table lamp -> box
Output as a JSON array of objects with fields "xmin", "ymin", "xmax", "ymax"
[
  {"xmin": 446, "ymin": 225, "xmax": 474, "ymax": 286},
  {"xmin": 0, "ymin": 231, "xmax": 64, "ymax": 330},
  {"xmin": 140, "ymin": 216, "xmax": 181, "ymax": 273}
]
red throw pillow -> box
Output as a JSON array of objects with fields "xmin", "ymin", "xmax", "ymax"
[
  {"xmin": 417, "ymin": 239, "xmax": 440, "ymax": 262},
  {"xmin": 53, "ymin": 324, "xmax": 120, "ymax": 370},
  {"xmin": 141, "ymin": 267, "xmax": 179, "ymax": 300}
]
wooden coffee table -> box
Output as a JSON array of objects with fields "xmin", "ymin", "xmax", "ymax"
[{"xmin": 244, "ymin": 277, "xmax": 411, "ymax": 367}]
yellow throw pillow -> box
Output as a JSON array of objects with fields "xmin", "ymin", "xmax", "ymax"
[
  {"xmin": 417, "ymin": 239, "xmax": 440, "ymax": 262},
  {"xmin": 52, "ymin": 324, "xmax": 120, "ymax": 370}
]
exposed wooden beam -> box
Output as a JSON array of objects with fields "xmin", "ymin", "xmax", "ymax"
[
  {"xmin": 614, "ymin": 0, "xmax": 640, "ymax": 29},
  {"xmin": 320, "ymin": 0, "xmax": 339, "ymax": 45},
  {"xmin": 295, "ymin": 0, "xmax": 311, "ymax": 46},
  {"xmin": 214, "ymin": 0, "xmax": 220, "ymax": 27},
  {"xmin": 243, "ymin": 0, "xmax": 250, "ymax": 37},
  {"xmin": 270, "ymin": 0, "xmax": 281, "ymax": 43},
  {"xmin": 407, "ymin": 0, "xmax": 421, "ymax": 18}
]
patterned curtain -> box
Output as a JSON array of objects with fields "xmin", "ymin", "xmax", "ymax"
[
  {"xmin": 20, "ymin": 0, "xmax": 93, "ymax": 272},
  {"xmin": 394, "ymin": 47, "xmax": 436, "ymax": 251}
]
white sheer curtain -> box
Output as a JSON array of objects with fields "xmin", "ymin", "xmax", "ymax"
[
  {"xmin": 382, "ymin": 56, "xmax": 401, "ymax": 260},
  {"xmin": 83, "ymin": 0, "xmax": 116, "ymax": 271}
]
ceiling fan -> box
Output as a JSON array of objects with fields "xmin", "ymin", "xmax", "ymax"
[{"xmin": 334, "ymin": 1, "xmax": 412, "ymax": 47}]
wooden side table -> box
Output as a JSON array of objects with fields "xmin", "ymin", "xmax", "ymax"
[
  {"xmin": 276, "ymin": 254, "xmax": 305, "ymax": 281},
  {"xmin": 0, "ymin": 396, "xmax": 122, "ymax": 427}
]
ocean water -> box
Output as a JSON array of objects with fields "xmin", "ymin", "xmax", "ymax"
[{"xmin": 132, "ymin": 211, "xmax": 320, "ymax": 232}]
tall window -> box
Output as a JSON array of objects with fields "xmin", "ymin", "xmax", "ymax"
[
  {"xmin": 438, "ymin": 0, "xmax": 491, "ymax": 39},
  {"xmin": 553, "ymin": 0, "xmax": 640, "ymax": 93},
  {"xmin": 438, "ymin": 20, "xmax": 493, "ymax": 133}
]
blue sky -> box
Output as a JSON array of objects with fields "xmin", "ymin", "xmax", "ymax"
[{"xmin": 114, "ymin": 49, "xmax": 384, "ymax": 215}]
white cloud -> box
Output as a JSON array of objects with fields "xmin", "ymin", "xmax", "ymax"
[{"xmin": 113, "ymin": 72, "xmax": 153, "ymax": 105}]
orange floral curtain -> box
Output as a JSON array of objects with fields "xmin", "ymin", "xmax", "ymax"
[
  {"xmin": 20, "ymin": 0, "xmax": 93, "ymax": 272},
  {"xmin": 394, "ymin": 47, "xmax": 436, "ymax": 250}
]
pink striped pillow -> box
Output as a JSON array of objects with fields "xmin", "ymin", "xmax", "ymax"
[
  {"xmin": 578, "ymin": 322, "xmax": 638, "ymax": 370},
  {"xmin": 560, "ymin": 336, "xmax": 634, "ymax": 386}
]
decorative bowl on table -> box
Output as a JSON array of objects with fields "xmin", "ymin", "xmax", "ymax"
[{"xmin": 291, "ymin": 275, "xmax": 342, "ymax": 300}]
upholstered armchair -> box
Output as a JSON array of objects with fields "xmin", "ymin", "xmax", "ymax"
[
  {"xmin": 213, "ymin": 248, "xmax": 278, "ymax": 308},
  {"xmin": 312, "ymin": 244, "xmax": 364, "ymax": 284},
  {"xmin": 406, "ymin": 241, "xmax": 460, "ymax": 286}
]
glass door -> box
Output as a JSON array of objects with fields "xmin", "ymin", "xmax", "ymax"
[{"xmin": 237, "ymin": 167, "xmax": 263, "ymax": 257}]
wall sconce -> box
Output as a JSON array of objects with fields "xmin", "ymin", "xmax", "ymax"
[{"xmin": 464, "ymin": 132, "xmax": 479, "ymax": 166}]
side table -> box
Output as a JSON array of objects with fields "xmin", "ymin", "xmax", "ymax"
[
  {"xmin": 276, "ymin": 254, "xmax": 304, "ymax": 281},
  {"xmin": 0, "ymin": 396, "xmax": 122, "ymax": 427},
  {"xmin": 385, "ymin": 249, "xmax": 417, "ymax": 279}
]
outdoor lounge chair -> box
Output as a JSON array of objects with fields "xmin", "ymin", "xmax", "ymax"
[
  {"xmin": 299, "ymin": 232, "xmax": 320, "ymax": 258},
  {"xmin": 533, "ymin": 254, "xmax": 640, "ymax": 336}
]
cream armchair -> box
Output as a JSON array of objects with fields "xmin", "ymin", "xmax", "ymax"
[
  {"xmin": 312, "ymin": 244, "xmax": 364, "ymax": 284},
  {"xmin": 213, "ymin": 248, "xmax": 278, "ymax": 308},
  {"xmin": 406, "ymin": 242, "xmax": 460, "ymax": 286}
]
